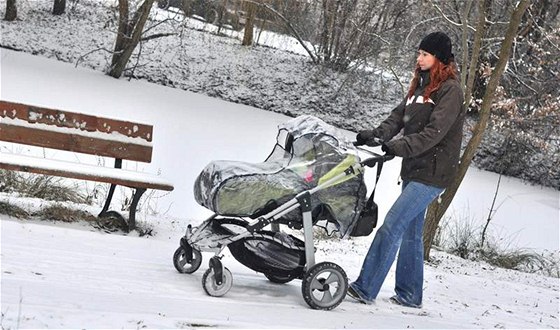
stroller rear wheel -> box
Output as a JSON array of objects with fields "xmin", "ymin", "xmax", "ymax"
[
  {"xmin": 173, "ymin": 246, "xmax": 202, "ymax": 274},
  {"xmin": 202, "ymin": 267, "xmax": 233, "ymax": 297},
  {"xmin": 301, "ymin": 262, "xmax": 348, "ymax": 310}
]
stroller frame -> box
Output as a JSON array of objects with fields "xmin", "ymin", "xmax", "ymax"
[{"xmin": 174, "ymin": 148, "xmax": 392, "ymax": 310}]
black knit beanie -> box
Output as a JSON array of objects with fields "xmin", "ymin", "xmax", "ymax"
[{"xmin": 418, "ymin": 32, "xmax": 453, "ymax": 65}]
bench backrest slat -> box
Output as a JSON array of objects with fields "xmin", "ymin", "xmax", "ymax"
[{"xmin": 0, "ymin": 101, "xmax": 153, "ymax": 163}]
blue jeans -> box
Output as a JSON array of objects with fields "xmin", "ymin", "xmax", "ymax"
[{"xmin": 350, "ymin": 181, "xmax": 444, "ymax": 307}]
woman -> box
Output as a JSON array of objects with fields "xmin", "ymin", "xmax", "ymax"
[{"xmin": 348, "ymin": 31, "xmax": 465, "ymax": 308}]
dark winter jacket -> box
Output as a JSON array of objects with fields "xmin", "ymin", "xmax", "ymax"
[{"xmin": 372, "ymin": 73, "xmax": 465, "ymax": 188}]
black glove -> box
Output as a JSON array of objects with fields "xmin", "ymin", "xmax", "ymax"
[
  {"xmin": 381, "ymin": 143, "xmax": 394, "ymax": 155},
  {"xmin": 366, "ymin": 138, "xmax": 383, "ymax": 147},
  {"xmin": 355, "ymin": 130, "xmax": 377, "ymax": 146}
]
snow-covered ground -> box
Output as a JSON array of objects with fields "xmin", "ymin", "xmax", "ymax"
[
  {"xmin": 1, "ymin": 47, "xmax": 559, "ymax": 329},
  {"xmin": 2, "ymin": 217, "xmax": 558, "ymax": 329}
]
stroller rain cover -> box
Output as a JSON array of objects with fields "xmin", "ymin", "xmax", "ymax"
[{"xmin": 193, "ymin": 115, "xmax": 367, "ymax": 237}]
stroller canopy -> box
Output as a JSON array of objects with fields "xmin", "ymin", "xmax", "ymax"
[{"xmin": 194, "ymin": 115, "xmax": 367, "ymax": 237}]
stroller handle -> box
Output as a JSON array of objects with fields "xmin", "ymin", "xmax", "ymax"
[{"xmin": 355, "ymin": 145, "xmax": 395, "ymax": 167}]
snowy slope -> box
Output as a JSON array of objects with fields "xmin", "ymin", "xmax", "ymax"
[
  {"xmin": 1, "ymin": 49, "xmax": 557, "ymax": 251},
  {"xmin": 0, "ymin": 48, "xmax": 559, "ymax": 329}
]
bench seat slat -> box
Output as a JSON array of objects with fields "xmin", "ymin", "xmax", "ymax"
[{"xmin": 0, "ymin": 153, "xmax": 174, "ymax": 192}]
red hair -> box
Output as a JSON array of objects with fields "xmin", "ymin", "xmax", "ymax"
[{"xmin": 407, "ymin": 59, "xmax": 458, "ymax": 101}]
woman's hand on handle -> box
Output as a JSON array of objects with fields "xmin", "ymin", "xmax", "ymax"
[
  {"xmin": 355, "ymin": 131, "xmax": 383, "ymax": 147},
  {"xmin": 354, "ymin": 144, "xmax": 395, "ymax": 167}
]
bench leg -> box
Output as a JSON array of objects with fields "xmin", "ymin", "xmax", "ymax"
[
  {"xmin": 100, "ymin": 183, "xmax": 118, "ymax": 216},
  {"xmin": 99, "ymin": 159, "xmax": 123, "ymax": 216},
  {"xmin": 128, "ymin": 188, "xmax": 146, "ymax": 231}
]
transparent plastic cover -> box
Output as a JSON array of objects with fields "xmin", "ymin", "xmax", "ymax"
[{"xmin": 193, "ymin": 115, "xmax": 367, "ymax": 237}]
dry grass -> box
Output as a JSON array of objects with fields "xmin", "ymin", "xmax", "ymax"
[
  {"xmin": 33, "ymin": 204, "xmax": 98, "ymax": 223},
  {"xmin": 0, "ymin": 171, "xmax": 157, "ymax": 235},
  {"xmin": 0, "ymin": 201, "xmax": 30, "ymax": 218},
  {"xmin": 480, "ymin": 244, "xmax": 560, "ymax": 278},
  {"xmin": 0, "ymin": 170, "xmax": 88, "ymax": 204},
  {"xmin": 436, "ymin": 215, "xmax": 559, "ymax": 278}
]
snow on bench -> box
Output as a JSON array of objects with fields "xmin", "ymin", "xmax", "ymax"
[
  {"xmin": 0, "ymin": 100, "xmax": 174, "ymax": 231},
  {"xmin": 0, "ymin": 153, "xmax": 173, "ymax": 191}
]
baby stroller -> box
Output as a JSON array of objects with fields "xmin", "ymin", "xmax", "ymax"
[{"xmin": 172, "ymin": 115, "xmax": 392, "ymax": 310}]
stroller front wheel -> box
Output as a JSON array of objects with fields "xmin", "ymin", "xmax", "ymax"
[
  {"xmin": 173, "ymin": 247, "xmax": 202, "ymax": 274},
  {"xmin": 202, "ymin": 267, "xmax": 233, "ymax": 297},
  {"xmin": 301, "ymin": 262, "xmax": 348, "ymax": 310}
]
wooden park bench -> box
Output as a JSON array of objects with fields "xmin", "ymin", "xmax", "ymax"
[{"xmin": 0, "ymin": 100, "xmax": 174, "ymax": 231}]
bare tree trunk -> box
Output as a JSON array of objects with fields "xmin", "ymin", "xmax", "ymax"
[
  {"xmin": 465, "ymin": 0, "xmax": 490, "ymax": 108},
  {"xmin": 108, "ymin": 0, "xmax": 155, "ymax": 78},
  {"xmin": 256, "ymin": 15, "xmax": 266, "ymax": 44},
  {"xmin": 460, "ymin": 0, "xmax": 474, "ymax": 89},
  {"xmin": 422, "ymin": 0, "xmax": 531, "ymax": 261},
  {"xmin": 52, "ymin": 0, "xmax": 66, "ymax": 15},
  {"xmin": 322, "ymin": 0, "xmax": 335, "ymax": 62},
  {"xmin": 113, "ymin": 0, "xmax": 131, "ymax": 59},
  {"xmin": 242, "ymin": 1, "xmax": 257, "ymax": 46},
  {"xmin": 4, "ymin": 0, "xmax": 17, "ymax": 21}
]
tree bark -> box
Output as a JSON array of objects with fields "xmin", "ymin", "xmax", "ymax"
[
  {"xmin": 242, "ymin": 1, "xmax": 257, "ymax": 46},
  {"xmin": 422, "ymin": 0, "xmax": 531, "ymax": 260},
  {"xmin": 113, "ymin": 0, "xmax": 131, "ymax": 60},
  {"xmin": 464, "ymin": 0, "xmax": 490, "ymax": 109},
  {"xmin": 4, "ymin": 0, "xmax": 17, "ymax": 21},
  {"xmin": 108, "ymin": 0, "xmax": 155, "ymax": 78},
  {"xmin": 460, "ymin": 0, "xmax": 474, "ymax": 89},
  {"xmin": 52, "ymin": 0, "xmax": 66, "ymax": 15}
]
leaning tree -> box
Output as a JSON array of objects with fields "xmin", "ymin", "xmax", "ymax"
[{"xmin": 422, "ymin": 0, "xmax": 531, "ymax": 260}]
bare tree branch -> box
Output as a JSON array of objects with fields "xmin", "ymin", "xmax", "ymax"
[
  {"xmin": 349, "ymin": 20, "xmax": 391, "ymax": 45},
  {"xmin": 244, "ymin": 0, "xmax": 318, "ymax": 63},
  {"xmin": 388, "ymin": 65, "xmax": 405, "ymax": 94},
  {"xmin": 76, "ymin": 47, "xmax": 114, "ymax": 67},
  {"xmin": 404, "ymin": 17, "xmax": 440, "ymax": 46},
  {"xmin": 141, "ymin": 32, "xmax": 176, "ymax": 41},
  {"xmin": 428, "ymin": 0, "xmax": 476, "ymax": 31}
]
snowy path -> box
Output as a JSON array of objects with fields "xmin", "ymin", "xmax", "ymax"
[
  {"xmin": 0, "ymin": 218, "xmax": 455, "ymax": 329},
  {"xmin": 1, "ymin": 217, "xmax": 558, "ymax": 329}
]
